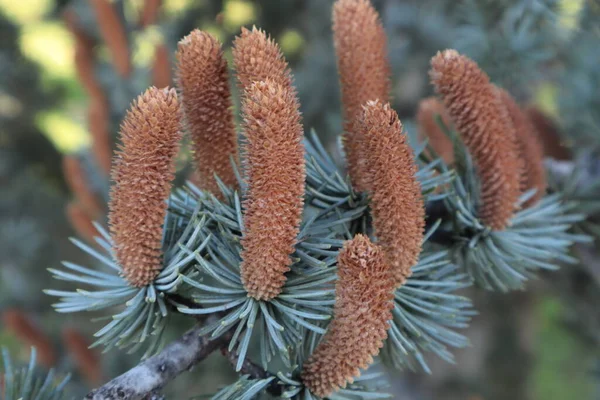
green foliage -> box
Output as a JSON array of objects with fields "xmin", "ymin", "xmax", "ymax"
[{"xmin": 0, "ymin": 348, "xmax": 71, "ymax": 400}]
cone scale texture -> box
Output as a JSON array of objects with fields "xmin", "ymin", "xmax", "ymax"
[
  {"xmin": 108, "ymin": 87, "xmax": 181, "ymax": 287},
  {"xmin": 233, "ymin": 26, "xmax": 293, "ymax": 94},
  {"xmin": 176, "ymin": 30, "xmax": 238, "ymax": 195},
  {"xmin": 430, "ymin": 50, "xmax": 521, "ymax": 230},
  {"xmin": 301, "ymin": 235, "xmax": 395, "ymax": 398},
  {"xmin": 497, "ymin": 88, "xmax": 546, "ymax": 207},
  {"xmin": 332, "ymin": 0, "xmax": 391, "ymax": 191},
  {"xmin": 361, "ymin": 101, "xmax": 425, "ymax": 285},
  {"xmin": 239, "ymin": 80, "xmax": 305, "ymax": 300}
]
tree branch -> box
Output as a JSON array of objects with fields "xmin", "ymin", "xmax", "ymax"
[{"xmin": 85, "ymin": 319, "xmax": 226, "ymax": 400}]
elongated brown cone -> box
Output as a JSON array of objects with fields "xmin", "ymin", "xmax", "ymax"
[
  {"xmin": 240, "ymin": 80, "xmax": 305, "ymax": 300},
  {"xmin": 525, "ymin": 106, "xmax": 571, "ymax": 161},
  {"xmin": 62, "ymin": 328, "xmax": 102, "ymax": 386},
  {"xmin": 301, "ymin": 235, "xmax": 395, "ymax": 398},
  {"xmin": 62, "ymin": 156, "xmax": 104, "ymax": 220},
  {"xmin": 2, "ymin": 310, "xmax": 56, "ymax": 368},
  {"xmin": 361, "ymin": 101, "xmax": 425, "ymax": 285},
  {"xmin": 152, "ymin": 43, "xmax": 171, "ymax": 88},
  {"xmin": 430, "ymin": 50, "xmax": 521, "ymax": 230},
  {"xmin": 497, "ymin": 88, "xmax": 546, "ymax": 207},
  {"xmin": 89, "ymin": 98, "xmax": 113, "ymax": 175},
  {"xmin": 333, "ymin": 0, "xmax": 391, "ymax": 191},
  {"xmin": 90, "ymin": 0, "xmax": 131, "ymax": 78},
  {"xmin": 139, "ymin": 0, "xmax": 162, "ymax": 27},
  {"xmin": 232, "ymin": 26, "xmax": 293, "ymax": 94},
  {"xmin": 63, "ymin": 11, "xmax": 104, "ymax": 104},
  {"xmin": 66, "ymin": 201, "xmax": 100, "ymax": 244},
  {"xmin": 417, "ymin": 97, "xmax": 455, "ymax": 165},
  {"xmin": 109, "ymin": 87, "xmax": 181, "ymax": 287},
  {"xmin": 176, "ymin": 30, "xmax": 238, "ymax": 195}
]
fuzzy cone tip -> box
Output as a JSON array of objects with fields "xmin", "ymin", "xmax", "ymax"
[{"xmin": 176, "ymin": 30, "xmax": 239, "ymax": 195}]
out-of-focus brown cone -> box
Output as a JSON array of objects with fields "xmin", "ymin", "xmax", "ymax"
[
  {"xmin": 417, "ymin": 97, "xmax": 455, "ymax": 165},
  {"xmin": 497, "ymin": 88, "xmax": 547, "ymax": 207},
  {"xmin": 62, "ymin": 156, "xmax": 105, "ymax": 220},
  {"xmin": 63, "ymin": 11, "xmax": 104, "ymax": 104},
  {"xmin": 152, "ymin": 43, "xmax": 172, "ymax": 88},
  {"xmin": 88, "ymin": 99, "xmax": 113, "ymax": 175},
  {"xmin": 430, "ymin": 50, "xmax": 521, "ymax": 230},
  {"xmin": 301, "ymin": 235, "xmax": 395, "ymax": 398},
  {"xmin": 332, "ymin": 0, "xmax": 391, "ymax": 191},
  {"xmin": 62, "ymin": 328, "xmax": 102, "ymax": 386},
  {"xmin": 90, "ymin": 0, "xmax": 132, "ymax": 78},
  {"xmin": 66, "ymin": 201, "xmax": 101, "ymax": 243},
  {"xmin": 64, "ymin": 8, "xmax": 114, "ymax": 176},
  {"xmin": 525, "ymin": 106, "xmax": 571, "ymax": 160},
  {"xmin": 1, "ymin": 310, "xmax": 56, "ymax": 368},
  {"xmin": 139, "ymin": 0, "xmax": 162, "ymax": 27}
]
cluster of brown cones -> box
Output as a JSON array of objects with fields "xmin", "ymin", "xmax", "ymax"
[
  {"xmin": 59, "ymin": 0, "xmax": 564, "ymax": 398},
  {"xmin": 94, "ymin": 0, "xmax": 422, "ymax": 395},
  {"xmin": 424, "ymin": 50, "xmax": 551, "ymax": 229}
]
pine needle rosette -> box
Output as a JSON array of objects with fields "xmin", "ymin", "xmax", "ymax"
[
  {"xmin": 1, "ymin": 348, "xmax": 71, "ymax": 400},
  {"xmin": 172, "ymin": 180, "xmax": 344, "ymax": 372},
  {"xmin": 46, "ymin": 88, "xmax": 209, "ymax": 355},
  {"xmin": 380, "ymin": 239, "xmax": 474, "ymax": 372}
]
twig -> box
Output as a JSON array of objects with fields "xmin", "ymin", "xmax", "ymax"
[{"xmin": 85, "ymin": 318, "xmax": 226, "ymax": 400}]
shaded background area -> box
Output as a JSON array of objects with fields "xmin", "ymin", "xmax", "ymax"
[{"xmin": 1, "ymin": 0, "xmax": 599, "ymax": 399}]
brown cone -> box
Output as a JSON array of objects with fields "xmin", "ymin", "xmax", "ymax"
[
  {"xmin": 62, "ymin": 328, "xmax": 102, "ymax": 386},
  {"xmin": 240, "ymin": 80, "xmax": 305, "ymax": 300},
  {"xmin": 417, "ymin": 97, "xmax": 455, "ymax": 165},
  {"xmin": 301, "ymin": 235, "xmax": 395, "ymax": 398},
  {"xmin": 232, "ymin": 26, "xmax": 293, "ymax": 94},
  {"xmin": 108, "ymin": 87, "xmax": 181, "ymax": 287},
  {"xmin": 361, "ymin": 101, "xmax": 425, "ymax": 285},
  {"xmin": 90, "ymin": 0, "xmax": 131, "ymax": 78},
  {"xmin": 525, "ymin": 106, "xmax": 571, "ymax": 161},
  {"xmin": 332, "ymin": 0, "xmax": 391, "ymax": 191},
  {"xmin": 497, "ymin": 88, "xmax": 546, "ymax": 207},
  {"xmin": 430, "ymin": 50, "xmax": 521, "ymax": 230},
  {"xmin": 2, "ymin": 310, "xmax": 56, "ymax": 368},
  {"xmin": 176, "ymin": 30, "xmax": 238, "ymax": 195}
]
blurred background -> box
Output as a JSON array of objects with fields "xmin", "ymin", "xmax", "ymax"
[{"xmin": 1, "ymin": 0, "xmax": 600, "ymax": 399}]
